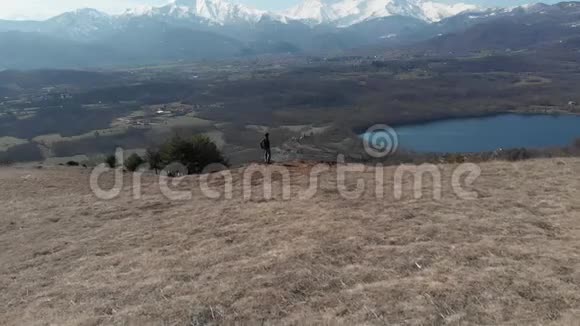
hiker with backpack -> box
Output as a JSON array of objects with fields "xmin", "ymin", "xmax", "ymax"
[{"xmin": 260, "ymin": 133, "xmax": 271, "ymax": 164}]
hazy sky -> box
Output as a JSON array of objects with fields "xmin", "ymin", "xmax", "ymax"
[{"xmin": 0, "ymin": 0, "xmax": 563, "ymax": 20}]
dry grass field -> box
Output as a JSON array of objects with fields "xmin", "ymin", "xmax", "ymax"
[{"xmin": 1, "ymin": 158, "xmax": 580, "ymax": 325}]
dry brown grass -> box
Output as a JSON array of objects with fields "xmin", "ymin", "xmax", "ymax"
[{"xmin": 1, "ymin": 158, "xmax": 580, "ymax": 325}]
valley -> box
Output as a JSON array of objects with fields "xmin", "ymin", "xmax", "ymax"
[
  {"xmin": 1, "ymin": 48, "xmax": 580, "ymax": 166},
  {"xmin": 1, "ymin": 1, "xmax": 580, "ymax": 165}
]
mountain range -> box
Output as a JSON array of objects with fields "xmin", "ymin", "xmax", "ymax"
[
  {"xmin": 282, "ymin": 0, "xmax": 476, "ymax": 26},
  {"xmin": 1, "ymin": 1, "xmax": 580, "ymax": 69},
  {"xmin": 0, "ymin": 0, "xmax": 478, "ymax": 40},
  {"xmin": 127, "ymin": 0, "xmax": 478, "ymax": 27}
]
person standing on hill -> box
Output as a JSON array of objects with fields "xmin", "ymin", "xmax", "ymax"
[{"xmin": 260, "ymin": 133, "xmax": 271, "ymax": 164}]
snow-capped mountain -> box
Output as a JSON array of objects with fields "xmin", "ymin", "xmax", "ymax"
[
  {"xmin": 283, "ymin": 0, "xmax": 478, "ymax": 26},
  {"xmin": 0, "ymin": 0, "xmax": 480, "ymax": 33},
  {"xmin": 43, "ymin": 8, "xmax": 115, "ymax": 40},
  {"xmin": 124, "ymin": 0, "xmax": 477, "ymax": 27},
  {"xmin": 48, "ymin": 8, "xmax": 110, "ymax": 23},
  {"xmin": 124, "ymin": 0, "xmax": 268, "ymax": 25},
  {"xmin": 418, "ymin": 1, "xmax": 478, "ymax": 22}
]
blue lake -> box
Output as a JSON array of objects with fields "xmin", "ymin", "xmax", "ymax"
[{"xmin": 363, "ymin": 114, "xmax": 580, "ymax": 153}]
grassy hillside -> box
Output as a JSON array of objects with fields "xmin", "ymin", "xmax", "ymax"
[{"xmin": 0, "ymin": 158, "xmax": 579, "ymax": 325}]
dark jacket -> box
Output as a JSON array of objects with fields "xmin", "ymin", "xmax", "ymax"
[{"xmin": 260, "ymin": 137, "xmax": 270, "ymax": 150}]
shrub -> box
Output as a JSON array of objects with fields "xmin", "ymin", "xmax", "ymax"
[
  {"xmin": 159, "ymin": 135, "xmax": 227, "ymax": 175},
  {"xmin": 124, "ymin": 153, "xmax": 145, "ymax": 172},
  {"xmin": 104, "ymin": 154, "xmax": 117, "ymax": 168}
]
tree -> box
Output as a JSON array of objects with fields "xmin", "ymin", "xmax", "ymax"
[
  {"xmin": 124, "ymin": 153, "xmax": 145, "ymax": 172},
  {"xmin": 104, "ymin": 154, "xmax": 117, "ymax": 168},
  {"xmin": 189, "ymin": 135, "xmax": 227, "ymax": 173},
  {"xmin": 145, "ymin": 149, "xmax": 163, "ymax": 174},
  {"xmin": 159, "ymin": 135, "xmax": 227, "ymax": 175}
]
